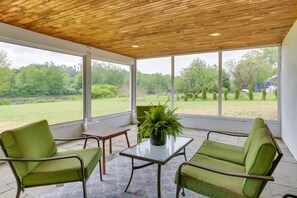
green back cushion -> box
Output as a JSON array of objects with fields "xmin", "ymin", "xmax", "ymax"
[
  {"xmin": 0, "ymin": 120, "xmax": 57, "ymax": 177},
  {"xmin": 244, "ymin": 118, "xmax": 265, "ymax": 158},
  {"xmin": 198, "ymin": 140, "xmax": 245, "ymax": 166},
  {"xmin": 242, "ymin": 127, "xmax": 276, "ymax": 197}
]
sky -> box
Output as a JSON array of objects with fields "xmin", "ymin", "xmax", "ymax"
[
  {"xmin": 1, "ymin": 40, "xmax": 253, "ymax": 74},
  {"xmin": 0, "ymin": 41, "xmax": 82, "ymax": 68},
  {"xmin": 137, "ymin": 49, "xmax": 252, "ymax": 75},
  {"xmin": 0, "ymin": 41, "xmax": 131, "ymax": 71}
]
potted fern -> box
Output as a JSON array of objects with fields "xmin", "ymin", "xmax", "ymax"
[{"xmin": 138, "ymin": 103, "xmax": 183, "ymax": 146}]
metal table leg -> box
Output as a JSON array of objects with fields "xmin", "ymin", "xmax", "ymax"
[
  {"xmin": 183, "ymin": 148, "xmax": 187, "ymax": 161},
  {"xmin": 172, "ymin": 148, "xmax": 187, "ymax": 161},
  {"xmin": 125, "ymin": 158, "xmax": 134, "ymax": 192},
  {"xmin": 124, "ymin": 158, "xmax": 154, "ymax": 192},
  {"xmin": 157, "ymin": 164, "xmax": 161, "ymax": 198}
]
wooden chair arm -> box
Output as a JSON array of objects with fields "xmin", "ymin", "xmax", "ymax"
[{"xmin": 55, "ymin": 136, "xmax": 100, "ymax": 147}]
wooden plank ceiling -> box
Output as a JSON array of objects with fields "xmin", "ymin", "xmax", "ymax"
[{"xmin": 0, "ymin": 0, "xmax": 297, "ymax": 58}]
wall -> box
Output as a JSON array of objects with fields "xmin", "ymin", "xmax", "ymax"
[
  {"xmin": 179, "ymin": 114, "xmax": 280, "ymax": 137},
  {"xmin": 83, "ymin": 112, "xmax": 132, "ymax": 131},
  {"xmin": 281, "ymin": 20, "xmax": 297, "ymax": 160}
]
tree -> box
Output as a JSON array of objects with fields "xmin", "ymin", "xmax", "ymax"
[
  {"xmin": 0, "ymin": 50, "xmax": 14, "ymax": 96},
  {"xmin": 75, "ymin": 72, "xmax": 83, "ymax": 91},
  {"xmin": 44, "ymin": 66, "xmax": 65, "ymax": 95},
  {"xmin": 225, "ymin": 47, "xmax": 277, "ymax": 91},
  {"xmin": 222, "ymin": 69, "xmax": 230, "ymax": 90},
  {"xmin": 202, "ymin": 87, "xmax": 207, "ymax": 100},
  {"xmin": 0, "ymin": 50, "xmax": 12, "ymax": 68},
  {"xmin": 233, "ymin": 59, "xmax": 257, "ymax": 90},
  {"xmin": 15, "ymin": 64, "xmax": 69, "ymax": 96},
  {"xmin": 137, "ymin": 71, "xmax": 170, "ymax": 95},
  {"xmin": 174, "ymin": 76, "xmax": 187, "ymax": 94},
  {"xmin": 179, "ymin": 58, "xmax": 218, "ymax": 97},
  {"xmin": 15, "ymin": 65, "xmax": 47, "ymax": 96},
  {"xmin": 91, "ymin": 61, "xmax": 128, "ymax": 87},
  {"xmin": 0, "ymin": 67, "xmax": 15, "ymax": 96}
]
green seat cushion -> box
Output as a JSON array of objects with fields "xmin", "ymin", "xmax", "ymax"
[
  {"xmin": 198, "ymin": 140, "xmax": 245, "ymax": 166},
  {"xmin": 243, "ymin": 118, "xmax": 265, "ymax": 159},
  {"xmin": 0, "ymin": 120, "xmax": 57, "ymax": 177},
  {"xmin": 175, "ymin": 154, "xmax": 247, "ymax": 198},
  {"xmin": 243, "ymin": 127, "xmax": 276, "ymax": 198},
  {"xmin": 22, "ymin": 147, "xmax": 102, "ymax": 187}
]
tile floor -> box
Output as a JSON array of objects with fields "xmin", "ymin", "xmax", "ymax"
[{"xmin": 0, "ymin": 125, "xmax": 297, "ymax": 197}]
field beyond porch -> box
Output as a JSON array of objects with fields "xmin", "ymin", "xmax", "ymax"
[{"xmin": 0, "ymin": 92, "xmax": 277, "ymax": 131}]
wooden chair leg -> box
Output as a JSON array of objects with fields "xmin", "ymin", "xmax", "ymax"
[
  {"xmin": 125, "ymin": 131, "xmax": 130, "ymax": 147},
  {"xmin": 83, "ymin": 138, "xmax": 88, "ymax": 149}
]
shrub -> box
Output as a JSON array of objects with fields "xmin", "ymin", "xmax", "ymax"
[
  {"xmin": 46, "ymin": 98, "xmax": 62, "ymax": 103},
  {"xmin": 188, "ymin": 93, "xmax": 193, "ymax": 99},
  {"xmin": 202, "ymin": 87, "xmax": 207, "ymax": 100},
  {"xmin": 71, "ymin": 95, "xmax": 82, "ymax": 101},
  {"xmin": 184, "ymin": 94, "xmax": 188, "ymax": 101},
  {"xmin": 118, "ymin": 93, "xmax": 128, "ymax": 98},
  {"xmin": 274, "ymin": 89, "xmax": 278, "ymax": 98},
  {"xmin": 176, "ymin": 92, "xmax": 179, "ymax": 101},
  {"xmin": 213, "ymin": 92, "xmax": 217, "ymax": 100},
  {"xmin": 262, "ymin": 89, "xmax": 267, "ymax": 100},
  {"xmin": 0, "ymin": 100, "xmax": 12, "ymax": 106},
  {"xmin": 224, "ymin": 89, "xmax": 228, "ymax": 100},
  {"xmin": 28, "ymin": 98, "xmax": 38, "ymax": 104},
  {"xmin": 248, "ymin": 89, "xmax": 254, "ymax": 100},
  {"xmin": 235, "ymin": 89, "xmax": 240, "ymax": 100},
  {"xmin": 64, "ymin": 87, "xmax": 77, "ymax": 95},
  {"xmin": 91, "ymin": 84, "xmax": 118, "ymax": 99}
]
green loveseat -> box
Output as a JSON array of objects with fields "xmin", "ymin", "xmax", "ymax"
[
  {"xmin": 0, "ymin": 120, "xmax": 102, "ymax": 198},
  {"xmin": 175, "ymin": 118, "xmax": 283, "ymax": 198}
]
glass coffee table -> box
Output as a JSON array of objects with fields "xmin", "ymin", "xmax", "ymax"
[{"xmin": 119, "ymin": 135, "xmax": 193, "ymax": 198}]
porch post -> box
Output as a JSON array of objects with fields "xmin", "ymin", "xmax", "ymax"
[{"xmin": 83, "ymin": 49, "xmax": 92, "ymax": 123}]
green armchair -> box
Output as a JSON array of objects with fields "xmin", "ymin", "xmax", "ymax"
[
  {"xmin": 175, "ymin": 118, "xmax": 283, "ymax": 198},
  {"xmin": 136, "ymin": 105, "xmax": 153, "ymax": 128},
  {"xmin": 0, "ymin": 120, "xmax": 102, "ymax": 198},
  {"xmin": 136, "ymin": 105, "xmax": 157, "ymax": 141}
]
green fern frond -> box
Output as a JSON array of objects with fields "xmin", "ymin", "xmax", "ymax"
[{"xmin": 138, "ymin": 102, "xmax": 184, "ymax": 143}]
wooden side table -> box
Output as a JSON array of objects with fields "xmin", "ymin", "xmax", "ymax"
[{"xmin": 82, "ymin": 127, "xmax": 131, "ymax": 175}]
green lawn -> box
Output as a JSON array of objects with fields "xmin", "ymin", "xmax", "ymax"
[
  {"xmin": 136, "ymin": 93, "xmax": 278, "ymax": 119},
  {"xmin": 0, "ymin": 97, "xmax": 130, "ymax": 124},
  {"xmin": 0, "ymin": 93, "xmax": 278, "ymax": 131}
]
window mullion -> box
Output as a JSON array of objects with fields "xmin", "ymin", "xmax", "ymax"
[{"xmin": 218, "ymin": 51, "xmax": 222, "ymax": 116}]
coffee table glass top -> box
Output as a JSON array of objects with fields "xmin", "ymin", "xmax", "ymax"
[{"xmin": 120, "ymin": 136, "xmax": 193, "ymax": 164}]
